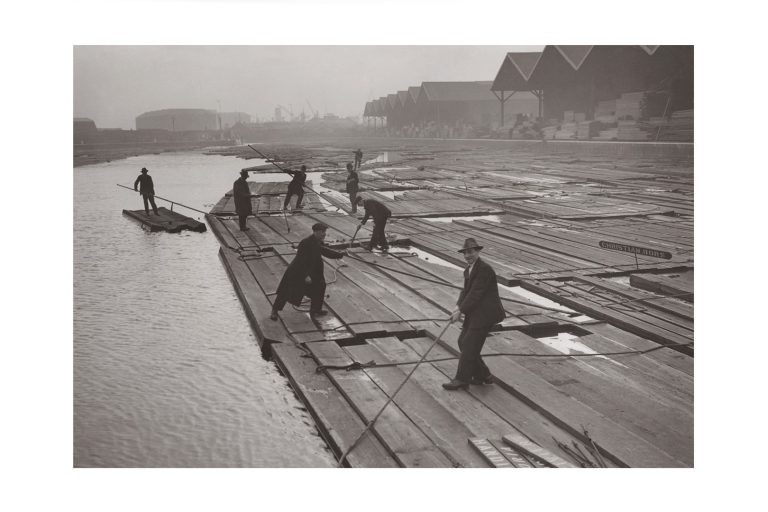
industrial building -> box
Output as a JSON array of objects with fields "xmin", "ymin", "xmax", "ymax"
[
  {"xmin": 135, "ymin": 108, "xmax": 218, "ymax": 131},
  {"xmin": 363, "ymin": 45, "xmax": 693, "ymax": 141}
]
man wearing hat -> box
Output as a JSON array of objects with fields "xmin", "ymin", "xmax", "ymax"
[
  {"xmin": 353, "ymin": 148, "xmax": 363, "ymax": 170},
  {"xmin": 443, "ymin": 238, "xmax": 506, "ymax": 391},
  {"xmin": 270, "ymin": 222, "xmax": 347, "ymax": 321},
  {"xmin": 234, "ymin": 169, "xmax": 257, "ymax": 231},
  {"xmin": 133, "ymin": 167, "xmax": 159, "ymax": 216},
  {"xmin": 283, "ymin": 164, "xmax": 308, "ymax": 210}
]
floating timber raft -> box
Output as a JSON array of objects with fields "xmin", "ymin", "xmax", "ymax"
[
  {"xmin": 206, "ymin": 141, "xmax": 693, "ymax": 467},
  {"xmin": 122, "ymin": 206, "xmax": 207, "ymax": 233}
]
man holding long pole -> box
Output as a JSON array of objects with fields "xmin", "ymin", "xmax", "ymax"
[{"xmin": 443, "ymin": 238, "xmax": 506, "ymax": 391}]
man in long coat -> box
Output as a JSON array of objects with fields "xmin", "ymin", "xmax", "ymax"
[
  {"xmin": 133, "ymin": 167, "xmax": 159, "ymax": 216},
  {"xmin": 345, "ymin": 163, "xmax": 359, "ymax": 213},
  {"xmin": 270, "ymin": 223, "xmax": 346, "ymax": 320},
  {"xmin": 233, "ymin": 169, "xmax": 256, "ymax": 231},
  {"xmin": 356, "ymin": 196, "xmax": 392, "ymax": 251},
  {"xmin": 443, "ymin": 238, "xmax": 506, "ymax": 390},
  {"xmin": 283, "ymin": 165, "xmax": 307, "ymax": 210}
]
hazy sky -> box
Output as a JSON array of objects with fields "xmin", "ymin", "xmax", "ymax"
[{"xmin": 73, "ymin": 45, "xmax": 543, "ymax": 129}]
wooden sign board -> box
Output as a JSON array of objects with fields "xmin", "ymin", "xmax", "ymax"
[{"xmin": 599, "ymin": 241, "xmax": 672, "ymax": 260}]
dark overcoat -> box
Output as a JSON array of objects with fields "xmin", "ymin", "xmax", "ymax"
[
  {"xmin": 233, "ymin": 177, "xmax": 253, "ymax": 216},
  {"xmin": 346, "ymin": 170, "xmax": 359, "ymax": 194},
  {"xmin": 361, "ymin": 198, "xmax": 391, "ymax": 224},
  {"xmin": 134, "ymin": 174, "xmax": 155, "ymax": 195},
  {"xmin": 275, "ymin": 234, "xmax": 345, "ymax": 307},
  {"xmin": 457, "ymin": 257, "xmax": 506, "ymax": 329}
]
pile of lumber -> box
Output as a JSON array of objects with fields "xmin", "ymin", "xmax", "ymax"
[
  {"xmin": 617, "ymin": 120, "xmax": 650, "ymax": 141},
  {"xmin": 616, "ymin": 92, "xmax": 645, "ymax": 120},
  {"xmin": 577, "ymin": 121, "xmax": 601, "ymax": 140}
]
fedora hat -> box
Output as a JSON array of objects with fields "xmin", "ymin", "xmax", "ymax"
[
  {"xmin": 458, "ymin": 238, "xmax": 483, "ymax": 253},
  {"xmin": 141, "ymin": 167, "xmax": 148, "ymax": 173},
  {"xmin": 240, "ymin": 169, "xmax": 249, "ymax": 176}
]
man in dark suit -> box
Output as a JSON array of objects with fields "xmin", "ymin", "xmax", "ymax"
[
  {"xmin": 270, "ymin": 222, "xmax": 347, "ymax": 321},
  {"xmin": 356, "ymin": 196, "xmax": 392, "ymax": 251},
  {"xmin": 133, "ymin": 167, "xmax": 159, "ymax": 216},
  {"xmin": 443, "ymin": 238, "xmax": 506, "ymax": 391},
  {"xmin": 233, "ymin": 169, "xmax": 256, "ymax": 231}
]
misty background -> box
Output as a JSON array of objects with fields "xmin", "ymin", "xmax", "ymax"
[{"xmin": 73, "ymin": 45, "xmax": 543, "ymax": 129}]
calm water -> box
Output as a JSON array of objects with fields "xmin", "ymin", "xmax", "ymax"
[{"xmin": 73, "ymin": 151, "xmax": 335, "ymax": 467}]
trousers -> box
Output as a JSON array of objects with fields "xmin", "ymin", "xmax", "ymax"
[
  {"xmin": 142, "ymin": 194, "xmax": 158, "ymax": 214},
  {"xmin": 454, "ymin": 322, "xmax": 492, "ymax": 383}
]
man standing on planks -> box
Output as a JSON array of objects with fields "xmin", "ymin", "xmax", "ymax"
[
  {"xmin": 283, "ymin": 164, "xmax": 308, "ymax": 211},
  {"xmin": 353, "ymin": 148, "xmax": 363, "ymax": 170},
  {"xmin": 233, "ymin": 169, "xmax": 257, "ymax": 231},
  {"xmin": 355, "ymin": 196, "xmax": 392, "ymax": 252},
  {"xmin": 345, "ymin": 162, "xmax": 359, "ymax": 213},
  {"xmin": 443, "ymin": 238, "xmax": 506, "ymax": 391},
  {"xmin": 134, "ymin": 167, "xmax": 159, "ymax": 216},
  {"xmin": 270, "ymin": 222, "xmax": 347, "ymax": 321}
]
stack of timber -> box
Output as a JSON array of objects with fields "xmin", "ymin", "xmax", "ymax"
[
  {"xmin": 122, "ymin": 206, "xmax": 206, "ymax": 233},
  {"xmin": 206, "ymin": 143, "xmax": 694, "ymax": 468}
]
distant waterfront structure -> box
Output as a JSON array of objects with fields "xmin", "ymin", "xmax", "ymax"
[
  {"xmin": 136, "ymin": 108, "xmax": 218, "ymax": 131},
  {"xmin": 219, "ymin": 112, "xmax": 251, "ymax": 129}
]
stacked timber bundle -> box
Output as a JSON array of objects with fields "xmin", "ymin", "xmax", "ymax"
[
  {"xmin": 617, "ymin": 120, "xmax": 650, "ymax": 141},
  {"xmin": 616, "ymin": 92, "xmax": 645, "ymax": 120},
  {"xmin": 576, "ymin": 121, "xmax": 600, "ymax": 140},
  {"xmin": 542, "ymin": 125, "xmax": 559, "ymax": 140},
  {"xmin": 660, "ymin": 110, "xmax": 694, "ymax": 142},
  {"xmin": 554, "ymin": 122, "xmax": 578, "ymax": 139},
  {"xmin": 595, "ymin": 99, "xmax": 617, "ymax": 123}
]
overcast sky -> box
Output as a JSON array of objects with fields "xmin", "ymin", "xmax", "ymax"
[{"xmin": 73, "ymin": 45, "xmax": 543, "ymax": 129}]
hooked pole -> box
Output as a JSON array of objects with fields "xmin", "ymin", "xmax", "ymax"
[{"xmin": 117, "ymin": 184, "xmax": 209, "ymax": 216}]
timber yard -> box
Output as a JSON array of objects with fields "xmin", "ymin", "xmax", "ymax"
[{"xmin": 77, "ymin": 46, "xmax": 694, "ymax": 468}]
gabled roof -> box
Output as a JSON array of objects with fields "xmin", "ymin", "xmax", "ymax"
[
  {"xmin": 408, "ymin": 86, "xmax": 421, "ymax": 102},
  {"xmin": 396, "ymin": 90, "xmax": 409, "ymax": 108},
  {"xmin": 640, "ymin": 45, "xmax": 660, "ymax": 55},
  {"xmin": 363, "ymin": 101, "xmax": 373, "ymax": 117},
  {"xmin": 420, "ymin": 81, "xmax": 495, "ymax": 102},
  {"xmin": 554, "ymin": 45, "xmax": 594, "ymax": 70},
  {"xmin": 387, "ymin": 93, "xmax": 399, "ymax": 110},
  {"xmin": 491, "ymin": 52, "xmax": 543, "ymax": 91}
]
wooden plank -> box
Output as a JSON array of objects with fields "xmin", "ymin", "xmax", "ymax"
[
  {"xmin": 521, "ymin": 279, "xmax": 693, "ymax": 353},
  {"xmin": 401, "ymin": 336, "xmax": 582, "ymax": 463},
  {"xmin": 502, "ymin": 432, "xmax": 577, "ymax": 468},
  {"xmin": 468, "ymin": 438, "xmax": 515, "ymax": 468},
  {"xmin": 307, "ymin": 341, "xmax": 454, "ymax": 467},
  {"xmin": 630, "ymin": 271, "xmax": 694, "ymax": 300},
  {"xmin": 486, "ymin": 439, "xmax": 537, "ymax": 468},
  {"xmin": 218, "ymin": 247, "xmax": 291, "ymax": 345},
  {"xmin": 585, "ymin": 323, "xmax": 693, "ymax": 377},
  {"xmin": 271, "ymin": 344, "xmax": 398, "ymax": 467},
  {"xmin": 422, "ymin": 325, "xmax": 688, "ymax": 467},
  {"xmin": 491, "ymin": 330, "xmax": 693, "ymax": 465},
  {"xmin": 345, "ymin": 343, "xmax": 486, "ymax": 467}
]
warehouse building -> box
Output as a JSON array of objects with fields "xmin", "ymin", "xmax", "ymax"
[{"xmin": 136, "ymin": 108, "xmax": 218, "ymax": 131}]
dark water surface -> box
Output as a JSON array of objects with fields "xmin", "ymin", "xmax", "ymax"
[{"xmin": 73, "ymin": 151, "xmax": 335, "ymax": 467}]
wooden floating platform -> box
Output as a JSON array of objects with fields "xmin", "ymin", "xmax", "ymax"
[
  {"xmin": 122, "ymin": 206, "xmax": 206, "ymax": 233},
  {"xmin": 207, "ymin": 142, "xmax": 694, "ymax": 467}
]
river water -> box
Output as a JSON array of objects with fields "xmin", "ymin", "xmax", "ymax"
[{"xmin": 73, "ymin": 150, "xmax": 336, "ymax": 467}]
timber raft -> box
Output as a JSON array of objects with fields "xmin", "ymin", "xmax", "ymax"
[
  {"xmin": 206, "ymin": 140, "xmax": 693, "ymax": 468},
  {"xmin": 123, "ymin": 206, "xmax": 207, "ymax": 233}
]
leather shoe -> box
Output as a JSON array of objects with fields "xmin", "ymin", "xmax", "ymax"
[
  {"xmin": 442, "ymin": 379, "xmax": 469, "ymax": 391},
  {"xmin": 310, "ymin": 309, "xmax": 328, "ymax": 317},
  {"xmin": 470, "ymin": 375, "xmax": 494, "ymax": 385}
]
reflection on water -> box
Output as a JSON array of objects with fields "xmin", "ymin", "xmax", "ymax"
[{"xmin": 74, "ymin": 151, "xmax": 334, "ymax": 467}]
